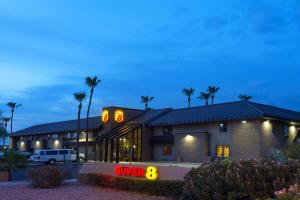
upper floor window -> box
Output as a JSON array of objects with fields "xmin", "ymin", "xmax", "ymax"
[
  {"xmin": 53, "ymin": 134, "xmax": 58, "ymax": 139},
  {"xmin": 163, "ymin": 145, "xmax": 172, "ymax": 156},
  {"xmin": 163, "ymin": 126, "xmax": 173, "ymax": 136},
  {"xmin": 219, "ymin": 122, "xmax": 227, "ymax": 132}
]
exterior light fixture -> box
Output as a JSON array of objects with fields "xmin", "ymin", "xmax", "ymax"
[
  {"xmin": 242, "ymin": 120, "xmax": 247, "ymax": 124},
  {"xmin": 35, "ymin": 140, "xmax": 40, "ymax": 146},
  {"xmin": 54, "ymin": 139, "xmax": 60, "ymax": 147},
  {"xmin": 133, "ymin": 145, "xmax": 136, "ymax": 149},
  {"xmin": 184, "ymin": 134, "xmax": 195, "ymax": 143},
  {"xmin": 20, "ymin": 141, "xmax": 25, "ymax": 146}
]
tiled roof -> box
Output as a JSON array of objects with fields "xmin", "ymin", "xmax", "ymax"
[
  {"xmin": 13, "ymin": 116, "xmax": 102, "ymax": 136},
  {"xmin": 147, "ymin": 101, "xmax": 300, "ymax": 126}
]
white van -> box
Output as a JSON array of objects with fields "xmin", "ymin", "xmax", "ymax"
[{"xmin": 30, "ymin": 149, "xmax": 84, "ymax": 164}]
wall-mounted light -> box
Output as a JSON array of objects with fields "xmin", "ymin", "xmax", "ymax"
[
  {"xmin": 35, "ymin": 140, "xmax": 40, "ymax": 147},
  {"xmin": 54, "ymin": 139, "xmax": 60, "ymax": 147},
  {"xmin": 20, "ymin": 141, "xmax": 25, "ymax": 147},
  {"xmin": 184, "ymin": 134, "xmax": 195, "ymax": 143},
  {"xmin": 242, "ymin": 120, "xmax": 247, "ymax": 124}
]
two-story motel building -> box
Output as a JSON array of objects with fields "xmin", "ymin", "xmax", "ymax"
[{"xmin": 11, "ymin": 101, "xmax": 300, "ymax": 163}]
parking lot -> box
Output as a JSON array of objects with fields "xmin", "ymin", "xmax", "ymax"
[{"xmin": 11, "ymin": 162, "xmax": 82, "ymax": 181}]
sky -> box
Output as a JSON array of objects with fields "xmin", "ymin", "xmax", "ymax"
[{"xmin": 0, "ymin": 0, "xmax": 299, "ymax": 131}]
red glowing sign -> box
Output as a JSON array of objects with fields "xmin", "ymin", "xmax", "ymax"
[
  {"xmin": 114, "ymin": 165, "xmax": 158, "ymax": 180},
  {"xmin": 114, "ymin": 166, "xmax": 145, "ymax": 177}
]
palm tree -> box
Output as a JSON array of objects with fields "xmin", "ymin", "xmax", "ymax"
[
  {"xmin": 198, "ymin": 92, "xmax": 211, "ymax": 106},
  {"xmin": 85, "ymin": 76, "xmax": 101, "ymax": 161},
  {"xmin": 239, "ymin": 94, "xmax": 253, "ymax": 101},
  {"xmin": 140, "ymin": 96, "xmax": 154, "ymax": 110},
  {"xmin": 183, "ymin": 87, "xmax": 195, "ymax": 108},
  {"xmin": 6, "ymin": 102, "xmax": 21, "ymax": 136},
  {"xmin": 1, "ymin": 117, "xmax": 10, "ymax": 147},
  {"xmin": 74, "ymin": 92, "xmax": 86, "ymax": 162},
  {"xmin": 207, "ymin": 86, "xmax": 220, "ymax": 104}
]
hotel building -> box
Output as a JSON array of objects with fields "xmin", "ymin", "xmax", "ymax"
[{"xmin": 11, "ymin": 101, "xmax": 300, "ymax": 162}]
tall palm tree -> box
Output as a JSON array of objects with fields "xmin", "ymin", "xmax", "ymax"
[
  {"xmin": 85, "ymin": 76, "xmax": 101, "ymax": 161},
  {"xmin": 183, "ymin": 87, "xmax": 195, "ymax": 108},
  {"xmin": 239, "ymin": 94, "xmax": 253, "ymax": 101},
  {"xmin": 74, "ymin": 92, "xmax": 86, "ymax": 162},
  {"xmin": 140, "ymin": 96, "xmax": 154, "ymax": 110},
  {"xmin": 198, "ymin": 92, "xmax": 211, "ymax": 106},
  {"xmin": 1, "ymin": 117, "xmax": 10, "ymax": 147},
  {"xmin": 6, "ymin": 102, "xmax": 21, "ymax": 136},
  {"xmin": 207, "ymin": 86, "xmax": 220, "ymax": 105}
]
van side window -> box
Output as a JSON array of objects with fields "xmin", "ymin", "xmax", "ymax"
[
  {"xmin": 59, "ymin": 150, "xmax": 68, "ymax": 154},
  {"xmin": 46, "ymin": 150, "xmax": 58, "ymax": 155},
  {"xmin": 40, "ymin": 151, "xmax": 45, "ymax": 155}
]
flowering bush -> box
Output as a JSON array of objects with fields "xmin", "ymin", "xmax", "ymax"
[
  {"xmin": 266, "ymin": 148, "xmax": 287, "ymax": 164},
  {"xmin": 275, "ymin": 184, "xmax": 300, "ymax": 200},
  {"xmin": 28, "ymin": 166, "xmax": 64, "ymax": 188},
  {"xmin": 181, "ymin": 159, "xmax": 300, "ymax": 200}
]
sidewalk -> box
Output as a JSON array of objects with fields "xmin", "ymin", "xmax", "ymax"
[{"xmin": 0, "ymin": 179, "xmax": 77, "ymax": 187}]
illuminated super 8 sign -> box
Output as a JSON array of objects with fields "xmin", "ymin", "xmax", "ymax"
[
  {"xmin": 102, "ymin": 110, "xmax": 109, "ymax": 123},
  {"xmin": 114, "ymin": 110, "xmax": 124, "ymax": 123},
  {"xmin": 114, "ymin": 165, "xmax": 158, "ymax": 180}
]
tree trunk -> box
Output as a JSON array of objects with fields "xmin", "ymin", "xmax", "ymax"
[
  {"xmin": 211, "ymin": 95, "xmax": 214, "ymax": 105},
  {"xmin": 3, "ymin": 123, "xmax": 7, "ymax": 147},
  {"xmin": 188, "ymin": 97, "xmax": 191, "ymax": 108},
  {"xmin": 205, "ymin": 100, "xmax": 208, "ymax": 106},
  {"xmin": 76, "ymin": 104, "xmax": 81, "ymax": 162},
  {"xmin": 85, "ymin": 88, "xmax": 94, "ymax": 161},
  {"xmin": 10, "ymin": 110, "xmax": 14, "ymax": 136},
  {"xmin": 145, "ymin": 102, "xmax": 148, "ymax": 110}
]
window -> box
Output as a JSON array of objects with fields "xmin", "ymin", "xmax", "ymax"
[
  {"xmin": 93, "ymin": 131, "xmax": 99, "ymax": 138},
  {"xmin": 163, "ymin": 145, "xmax": 172, "ymax": 156},
  {"xmin": 59, "ymin": 150, "xmax": 68, "ymax": 155},
  {"xmin": 46, "ymin": 150, "xmax": 58, "ymax": 155},
  {"xmin": 283, "ymin": 125, "xmax": 289, "ymax": 137},
  {"xmin": 40, "ymin": 151, "xmax": 45, "ymax": 155},
  {"xmin": 216, "ymin": 145, "xmax": 230, "ymax": 158},
  {"xmin": 163, "ymin": 126, "xmax": 173, "ymax": 136},
  {"xmin": 219, "ymin": 122, "xmax": 227, "ymax": 132},
  {"xmin": 53, "ymin": 134, "xmax": 58, "ymax": 139}
]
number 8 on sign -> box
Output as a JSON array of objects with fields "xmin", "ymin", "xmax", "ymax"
[{"xmin": 145, "ymin": 166, "xmax": 158, "ymax": 180}]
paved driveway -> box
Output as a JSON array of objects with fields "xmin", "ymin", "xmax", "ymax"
[{"xmin": 11, "ymin": 162, "xmax": 82, "ymax": 181}]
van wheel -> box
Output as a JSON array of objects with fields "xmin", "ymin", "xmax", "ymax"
[{"xmin": 49, "ymin": 159, "xmax": 56, "ymax": 165}]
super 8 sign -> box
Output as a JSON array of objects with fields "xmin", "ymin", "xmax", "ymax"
[{"xmin": 114, "ymin": 165, "xmax": 158, "ymax": 180}]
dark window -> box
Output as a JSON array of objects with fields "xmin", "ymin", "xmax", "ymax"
[
  {"xmin": 163, "ymin": 145, "xmax": 172, "ymax": 156},
  {"xmin": 219, "ymin": 122, "xmax": 228, "ymax": 132},
  {"xmin": 46, "ymin": 150, "xmax": 58, "ymax": 155},
  {"xmin": 40, "ymin": 151, "xmax": 45, "ymax": 155},
  {"xmin": 59, "ymin": 150, "xmax": 68, "ymax": 155},
  {"xmin": 283, "ymin": 125, "xmax": 289, "ymax": 137},
  {"xmin": 93, "ymin": 131, "xmax": 99, "ymax": 138},
  {"xmin": 42, "ymin": 139, "xmax": 48, "ymax": 149},
  {"xmin": 163, "ymin": 126, "xmax": 173, "ymax": 136}
]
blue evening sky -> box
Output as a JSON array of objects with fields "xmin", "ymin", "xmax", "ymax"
[{"xmin": 0, "ymin": 0, "xmax": 299, "ymax": 131}]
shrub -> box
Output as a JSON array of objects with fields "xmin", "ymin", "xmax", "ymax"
[
  {"xmin": 1, "ymin": 150, "xmax": 27, "ymax": 170},
  {"xmin": 266, "ymin": 148, "xmax": 287, "ymax": 164},
  {"xmin": 274, "ymin": 184, "xmax": 300, "ymax": 200},
  {"xmin": 284, "ymin": 140, "xmax": 300, "ymax": 160},
  {"xmin": 78, "ymin": 173, "xmax": 183, "ymax": 197},
  {"xmin": 181, "ymin": 159, "xmax": 300, "ymax": 200},
  {"xmin": 28, "ymin": 166, "xmax": 64, "ymax": 188}
]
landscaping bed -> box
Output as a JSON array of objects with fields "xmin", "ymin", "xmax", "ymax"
[{"xmin": 0, "ymin": 183, "xmax": 168, "ymax": 200}]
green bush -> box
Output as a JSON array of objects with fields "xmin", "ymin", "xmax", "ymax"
[
  {"xmin": 181, "ymin": 159, "xmax": 300, "ymax": 200},
  {"xmin": 28, "ymin": 166, "xmax": 64, "ymax": 188},
  {"xmin": 0, "ymin": 150, "xmax": 27, "ymax": 170},
  {"xmin": 78, "ymin": 173, "xmax": 183, "ymax": 197}
]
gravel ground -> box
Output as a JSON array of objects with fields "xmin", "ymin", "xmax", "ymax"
[{"xmin": 0, "ymin": 183, "xmax": 169, "ymax": 200}]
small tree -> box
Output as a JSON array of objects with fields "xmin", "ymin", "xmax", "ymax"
[
  {"xmin": 140, "ymin": 96, "xmax": 154, "ymax": 110},
  {"xmin": 239, "ymin": 94, "xmax": 253, "ymax": 101},
  {"xmin": 183, "ymin": 87, "xmax": 195, "ymax": 108}
]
